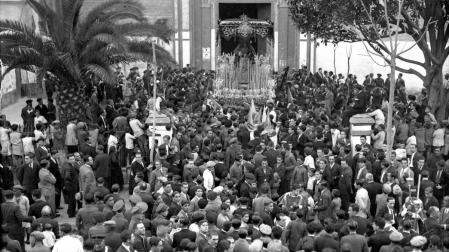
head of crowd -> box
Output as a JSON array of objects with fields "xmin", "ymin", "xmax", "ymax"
[{"xmin": 0, "ymin": 65, "xmax": 449, "ymax": 252}]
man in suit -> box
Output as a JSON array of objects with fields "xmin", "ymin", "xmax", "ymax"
[
  {"xmin": 396, "ymin": 158, "xmax": 414, "ymax": 186},
  {"xmin": 35, "ymin": 138, "xmax": 49, "ymax": 162},
  {"xmin": 376, "ymin": 197, "xmax": 398, "ymax": 223},
  {"xmin": 132, "ymin": 222, "xmax": 149, "ymax": 252},
  {"xmin": 408, "ymin": 145, "xmax": 419, "ymax": 169},
  {"xmin": 440, "ymin": 196, "xmax": 449, "ymax": 224},
  {"xmin": 254, "ymin": 159, "xmax": 273, "ymax": 189},
  {"xmin": 148, "ymin": 160, "xmax": 166, "ymax": 192},
  {"xmin": 295, "ymin": 125, "xmax": 308, "ymax": 155},
  {"xmin": 419, "ymin": 170, "xmax": 434, "ymax": 201},
  {"xmin": 355, "ymin": 158, "xmax": 369, "ymax": 182},
  {"xmin": 412, "ymin": 155, "xmax": 428, "ymax": 184},
  {"xmin": 314, "ymin": 180, "xmax": 332, "ymax": 222},
  {"xmin": 423, "ymin": 186, "xmax": 440, "ymax": 212},
  {"xmin": 18, "ymin": 152, "xmax": 41, "ymax": 203},
  {"xmin": 34, "ymin": 98, "xmax": 48, "ymax": 119},
  {"xmin": 93, "ymin": 145, "xmax": 111, "ymax": 189},
  {"xmin": 116, "ymin": 230, "xmax": 135, "ymax": 252},
  {"xmin": 379, "ymin": 162, "xmax": 394, "ymax": 184},
  {"xmin": 328, "ymin": 155, "xmax": 341, "ymax": 189},
  {"xmin": 432, "ymin": 160, "xmax": 447, "ymax": 202},
  {"xmin": 313, "ymin": 219, "xmax": 340, "ymax": 252},
  {"xmin": 61, "ymin": 154, "xmax": 78, "ymax": 218},
  {"xmin": 283, "ymin": 209, "xmax": 307, "ymax": 252},
  {"xmin": 368, "ymin": 218, "xmax": 391, "ymax": 252},
  {"xmin": 365, "ymin": 173, "xmax": 383, "ymax": 217},
  {"xmin": 340, "ymin": 219, "xmax": 369, "ymax": 252},
  {"xmin": 338, "ymin": 159, "xmax": 353, "ymax": 211},
  {"xmin": 129, "ymin": 152, "xmax": 146, "ymax": 195},
  {"xmin": 172, "ymin": 217, "xmax": 196, "ymax": 249},
  {"xmin": 263, "ymin": 142, "xmax": 279, "ymax": 169},
  {"xmin": 1, "ymin": 189, "xmax": 34, "ymax": 251},
  {"xmin": 48, "ymin": 150, "xmax": 63, "ymax": 210}
]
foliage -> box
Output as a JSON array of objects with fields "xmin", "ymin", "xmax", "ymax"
[
  {"xmin": 0, "ymin": 0, "xmax": 176, "ymax": 84},
  {"xmin": 288, "ymin": 0, "xmax": 449, "ymax": 119}
]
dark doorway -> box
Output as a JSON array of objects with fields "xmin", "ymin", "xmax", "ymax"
[{"xmin": 219, "ymin": 3, "xmax": 271, "ymax": 55}]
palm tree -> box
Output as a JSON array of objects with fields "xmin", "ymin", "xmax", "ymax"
[{"xmin": 0, "ymin": 0, "xmax": 175, "ymax": 124}]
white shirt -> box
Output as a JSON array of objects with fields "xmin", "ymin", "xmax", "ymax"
[
  {"xmin": 52, "ymin": 235, "xmax": 84, "ymax": 252},
  {"xmin": 129, "ymin": 118, "xmax": 144, "ymax": 137},
  {"xmin": 304, "ymin": 155, "xmax": 315, "ymax": 169},
  {"xmin": 22, "ymin": 136, "xmax": 35, "ymax": 153},
  {"xmin": 203, "ymin": 169, "xmax": 214, "ymax": 191},
  {"xmin": 355, "ymin": 187, "xmax": 370, "ymax": 212},
  {"xmin": 107, "ymin": 134, "xmax": 118, "ymax": 153},
  {"xmin": 367, "ymin": 109, "xmax": 385, "ymax": 126},
  {"xmin": 331, "ymin": 129, "xmax": 340, "ymax": 148},
  {"xmin": 125, "ymin": 133, "xmax": 136, "ymax": 149}
]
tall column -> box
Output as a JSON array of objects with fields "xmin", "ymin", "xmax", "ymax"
[
  {"xmin": 177, "ymin": 0, "xmax": 183, "ymax": 67},
  {"xmin": 201, "ymin": 0, "xmax": 212, "ymax": 70},
  {"xmin": 273, "ymin": 1, "xmax": 279, "ymax": 72}
]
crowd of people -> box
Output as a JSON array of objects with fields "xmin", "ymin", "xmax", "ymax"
[{"xmin": 0, "ymin": 64, "xmax": 449, "ymax": 252}]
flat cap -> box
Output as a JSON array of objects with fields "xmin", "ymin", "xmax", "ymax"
[
  {"xmin": 112, "ymin": 200, "xmax": 125, "ymax": 212},
  {"xmin": 389, "ymin": 231, "xmax": 403, "ymax": 242},
  {"xmin": 410, "ymin": 235, "xmax": 427, "ymax": 247}
]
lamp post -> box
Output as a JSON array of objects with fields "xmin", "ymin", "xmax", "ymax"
[{"xmin": 149, "ymin": 39, "xmax": 157, "ymax": 164}]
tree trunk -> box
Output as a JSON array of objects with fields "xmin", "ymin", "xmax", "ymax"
[
  {"xmin": 54, "ymin": 82, "xmax": 88, "ymax": 126},
  {"xmin": 426, "ymin": 66, "xmax": 447, "ymax": 121}
]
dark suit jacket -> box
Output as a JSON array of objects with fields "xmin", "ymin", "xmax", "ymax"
[
  {"xmin": 263, "ymin": 149, "xmax": 279, "ymax": 168},
  {"xmin": 61, "ymin": 162, "xmax": 78, "ymax": 192},
  {"xmin": 116, "ymin": 244, "xmax": 135, "ymax": 252},
  {"xmin": 173, "ymin": 229, "xmax": 197, "ymax": 249},
  {"xmin": 94, "ymin": 153, "xmax": 111, "ymax": 179},
  {"xmin": 424, "ymin": 196, "xmax": 439, "ymax": 211},
  {"xmin": 368, "ymin": 231, "xmax": 391, "ymax": 252},
  {"xmin": 315, "ymin": 188, "xmax": 332, "ymax": 221},
  {"xmin": 254, "ymin": 166, "xmax": 274, "ymax": 188},
  {"xmin": 29, "ymin": 200, "xmax": 50, "ymax": 218},
  {"xmin": 376, "ymin": 205, "xmax": 397, "ymax": 222},
  {"xmin": 365, "ymin": 181, "xmax": 383, "ymax": 216},
  {"xmin": 1, "ymin": 202, "xmax": 33, "ymax": 238},
  {"xmin": 132, "ymin": 235, "xmax": 149, "ymax": 252},
  {"xmin": 283, "ymin": 219, "xmax": 307, "ymax": 251},
  {"xmin": 35, "ymin": 146, "xmax": 48, "ymax": 162},
  {"xmin": 48, "ymin": 157, "xmax": 63, "ymax": 190},
  {"xmin": 314, "ymin": 233, "xmax": 340, "ymax": 252},
  {"xmin": 18, "ymin": 161, "xmax": 41, "ymax": 193},
  {"xmin": 329, "ymin": 163, "xmax": 341, "ymax": 189}
]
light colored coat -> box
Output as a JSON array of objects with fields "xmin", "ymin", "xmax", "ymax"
[
  {"xmin": 38, "ymin": 168, "xmax": 56, "ymax": 210},
  {"xmin": 65, "ymin": 122, "xmax": 78, "ymax": 146}
]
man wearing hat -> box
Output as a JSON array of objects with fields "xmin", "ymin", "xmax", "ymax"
[
  {"xmin": 104, "ymin": 220, "xmax": 122, "ymax": 252},
  {"xmin": 409, "ymin": 236, "xmax": 427, "ymax": 252},
  {"xmin": 111, "ymin": 200, "xmax": 128, "ymax": 233},
  {"xmin": 375, "ymin": 74, "xmax": 384, "ymax": 87},
  {"xmin": 35, "ymin": 98, "xmax": 48, "ymax": 120},
  {"xmin": 378, "ymin": 231, "xmax": 404, "ymax": 252},
  {"xmin": 18, "ymin": 152, "xmax": 41, "ymax": 204},
  {"xmin": 21, "ymin": 99, "xmax": 35, "ymax": 135}
]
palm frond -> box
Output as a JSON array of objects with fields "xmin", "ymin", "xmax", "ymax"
[
  {"xmin": 126, "ymin": 40, "xmax": 176, "ymax": 67},
  {"xmin": 83, "ymin": 63, "xmax": 115, "ymax": 83},
  {"xmin": 1, "ymin": 52, "xmax": 43, "ymax": 80},
  {"xmin": 115, "ymin": 20, "xmax": 173, "ymax": 42},
  {"xmin": 78, "ymin": 0, "xmax": 146, "ymax": 35}
]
